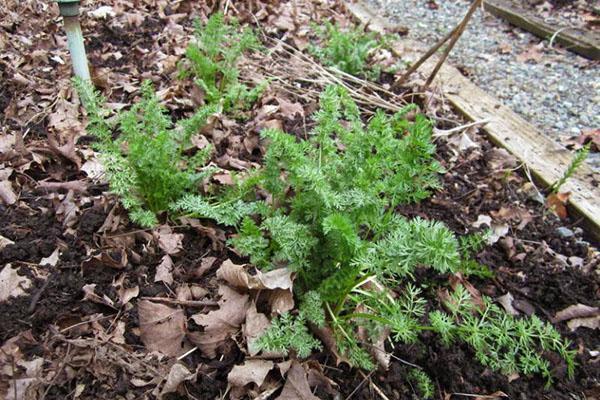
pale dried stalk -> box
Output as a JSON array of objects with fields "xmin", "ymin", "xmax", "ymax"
[{"xmin": 244, "ymin": 36, "xmax": 408, "ymax": 114}]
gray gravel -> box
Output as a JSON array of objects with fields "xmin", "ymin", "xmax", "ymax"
[{"xmin": 367, "ymin": 0, "xmax": 600, "ymax": 170}]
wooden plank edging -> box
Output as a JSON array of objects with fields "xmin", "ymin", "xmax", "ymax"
[
  {"xmin": 346, "ymin": 1, "xmax": 600, "ymax": 240},
  {"xmin": 483, "ymin": 0, "xmax": 600, "ymax": 60}
]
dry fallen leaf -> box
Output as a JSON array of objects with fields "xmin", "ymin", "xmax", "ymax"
[
  {"xmin": 277, "ymin": 97, "xmax": 304, "ymax": 119},
  {"xmin": 546, "ymin": 192, "xmax": 571, "ymax": 219},
  {"xmin": 0, "ymin": 179, "xmax": 17, "ymax": 205},
  {"xmin": 267, "ymin": 288, "xmax": 295, "ymax": 315},
  {"xmin": 228, "ymin": 359, "xmax": 275, "ymax": 388},
  {"xmin": 496, "ymin": 292, "xmax": 519, "ymax": 316},
  {"xmin": 0, "ymin": 234, "xmax": 15, "ymax": 250},
  {"xmin": 516, "ymin": 43, "xmax": 544, "ymax": 63},
  {"xmin": 39, "ymin": 248, "xmax": 60, "ymax": 266},
  {"xmin": 81, "ymin": 248, "xmax": 128, "ymax": 271},
  {"xmin": 82, "ymin": 284, "xmax": 116, "ymax": 309},
  {"xmin": 243, "ymin": 303, "xmax": 271, "ymax": 356},
  {"xmin": 486, "ymin": 148, "xmax": 518, "ymax": 171},
  {"xmin": 554, "ymin": 304, "xmax": 600, "ymax": 322},
  {"xmin": 276, "ymin": 361, "xmax": 319, "ymax": 400},
  {"xmin": 117, "ymin": 285, "xmax": 139, "ymax": 306},
  {"xmin": 154, "ymin": 225, "xmax": 184, "ymax": 255},
  {"xmin": 567, "ymin": 316, "xmax": 600, "ymax": 331},
  {"xmin": 0, "ymin": 264, "xmax": 32, "ymax": 303},
  {"xmin": 189, "ymin": 284, "xmax": 250, "ymax": 358},
  {"xmin": 138, "ymin": 299, "xmax": 187, "ymax": 357},
  {"xmin": 160, "ymin": 363, "xmax": 196, "ymax": 398},
  {"xmin": 155, "ymin": 254, "xmax": 174, "ymax": 285},
  {"xmin": 217, "ymin": 259, "xmax": 294, "ymax": 291}
]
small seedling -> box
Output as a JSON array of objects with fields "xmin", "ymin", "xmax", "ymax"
[
  {"xmin": 310, "ymin": 22, "xmax": 383, "ymax": 79},
  {"xmin": 75, "ymin": 79, "xmax": 227, "ymax": 227},
  {"xmin": 551, "ymin": 143, "xmax": 590, "ymax": 194},
  {"xmin": 182, "ymin": 12, "xmax": 267, "ymax": 113}
]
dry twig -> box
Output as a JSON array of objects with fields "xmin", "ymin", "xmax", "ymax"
[{"xmin": 392, "ymin": 0, "xmax": 483, "ymax": 90}]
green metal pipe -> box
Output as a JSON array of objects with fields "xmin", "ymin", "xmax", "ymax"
[{"xmin": 56, "ymin": 0, "xmax": 90, "ymax": 81}]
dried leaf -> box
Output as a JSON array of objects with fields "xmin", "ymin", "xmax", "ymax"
[
  {"xmin": 155, "ymin": 225, "xmax": 184, "ymax": 255},
  {"xmin": 567, "ymin": 316, "xmax": 600, "ymax": 331},
  {"xmin": 37, "ymin": 180, "xmax": 87, "ymax": 193},
  {"xmin": 40, "ymin": 248, "xmax": 60, "ymax": 266},
  {"xmin": 89, "ymin": 5, "xmax": 116, "ymax": 19},
  {"xmin": 0, "ymin": 234, "xmax": 15, "ymax": 250},
  {"xmin": 138, "ymin": 300, "xmax": 187, "ymax": 356},
  {"xmin": 472, "ymin": 214, "xmax": 492, "ymax": 228},
  {"xmin": 486, "ymin": 148, "xmax": 518, "ymax": 171},
  {"xmin": 189, "ymin": 285, "xmax": 249, "ymax": 358},
  {"xmin": 155, "ymin": 254, "xmax": 174, "ymax": 285},
  {"xmin": 0, "ymin": 265, "xmax": 32, "ymax": 303},
  {"xmin": 160, "ymin": 363, "xmax": 196, "ymax": 398},
  {"xmin": 267, "ymin": 289, "xmax": 294, "ymax": 315},
  {"xmin": 81, "ymin": 248, "xmax": 128, "ymax": 271},
  {"xmin": 243, "ymin": 303, "xmax": 271, "ymax": 356},
  {"xmin": 228, "ymin": 359, "xmax": 275, "ymax": 388},
  {"xmin": 276, "ymin": 361, "xmax": 319, "ymax": 400},
  {"xmin": 277, "ymin": 97, "xmax": 304, "ymax": 119},
  {"xmin": 305, "ymin": 361, "xmax": 338, "ymax": 396},
  {"xmin": 194, "ymin": 256, "xmax": 217, "ymax": 278},
  {"xmin": 217, "ymin": 259, "xmax": 294, "ymax": 291},
  {"xmin": 117, "ymin": 285, "xmax": 139, "ymax": 306},
  {"xmin": 496, "ymin": 292, "xmax": 519, "ymax": 316},
  {"xmin": 554, "ymin": 304, "xmax": 600, "ymax": 322},
  {"xmin": 546, "ymin": 192, "xmax": 571, "ymax": 219},
  {"xmin": 82, "ymin": 284, "xmax": 116, "ymax": 308},
  {"xmin": 0, "ymin": 180, "xmax": 17, "ymax": 205}
]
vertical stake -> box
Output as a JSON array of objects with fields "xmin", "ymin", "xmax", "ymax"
[{"xmin": 55, "ymin": 0, "xmax": 91, "ymax": 81}]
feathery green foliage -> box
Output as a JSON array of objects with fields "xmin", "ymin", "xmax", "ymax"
[
  {"xmin": 256, "ymin": 292, "xmax": 325, "ymax": 357},
  {"xmin": 233, "ymin": 85, "xmax": 575, "ymax": 386},
  {"xmin": 408, "ymin": 369, "xmax": 434, "ymax": 399},
  {"xmin": 231, "ymin": 85, "xmax": 444, "ymax": 286},
  {"xmin": 431, "ymin": 286, "xmax": 576, "ymax": 385},
  {"xmin": 310, "ymin": 22, "xmax": 382, "ymax": 78},
  {"xmin": 182, "ymin": 12, "xmax": 266, "ymax": 112},
  {"xmin": 75, "ymin": 79, "xmax": 223, "ymax": 227},
  {"xmin": 551, "ymin": 143, "xmax": 590, "ymax": 193}
]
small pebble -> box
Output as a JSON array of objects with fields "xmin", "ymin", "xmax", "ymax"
[{"xmin": 556, "ymin": 227, "xmax": 574, "ymax": 238}]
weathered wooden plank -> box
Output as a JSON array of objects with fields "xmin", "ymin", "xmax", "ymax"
[
  {"xmin": 346, "ymin": 1, "xmax": 600, "ymax": 240},
  {"xmin": 483, "ymin": 0, "xmax": 600, "ymax": 60}
]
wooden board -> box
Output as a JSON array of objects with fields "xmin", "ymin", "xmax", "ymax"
[
  {"xmin": 347, "ymin": 1, "xmax": 600, "ymax": 240},
  {"xmin": 483, "ymin": 0, "xmax": 600, "ymax": 60}
]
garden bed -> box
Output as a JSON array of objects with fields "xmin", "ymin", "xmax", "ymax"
[{"xmin": 1, "ymin": 1, "xmax": 599, "ymax": 399}]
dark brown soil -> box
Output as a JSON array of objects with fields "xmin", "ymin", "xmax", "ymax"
[{"xmin": 2, "ymin": 1, "xmax": 599, "ymax": 399}]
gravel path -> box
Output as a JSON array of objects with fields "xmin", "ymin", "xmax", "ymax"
[{"xmin": 368, "ymin": 0, "xmax": 600, "ymax": 170}]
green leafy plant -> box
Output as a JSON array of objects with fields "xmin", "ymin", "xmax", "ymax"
[
  {"xmin": 428, "ymin": 286, "xmax": 576, "ymax": 384},
  {"xmin": 182, "ymin": 12, "xmax": 266, "ymax": 112},
  {"xmin": 551, "ymin": 143, "xmax": 590, "ymax": 193},
  {"xmin": 256, "ymin": 291, "xmax": 325, "ymax": 358},
  {"xmin": 75, "ymin": 79, "xmax": 229, "ymax": 227},
  {"xmin": 310, "ymin": 22, "xmax": 383, "ymax": 78},
  {"xmin": 408, "ymin": 369, "xmax": 434, "ymax": 399},
  {"xmin": 231, "ymin": 85, "xmax": 575, "ymax": 387}
]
